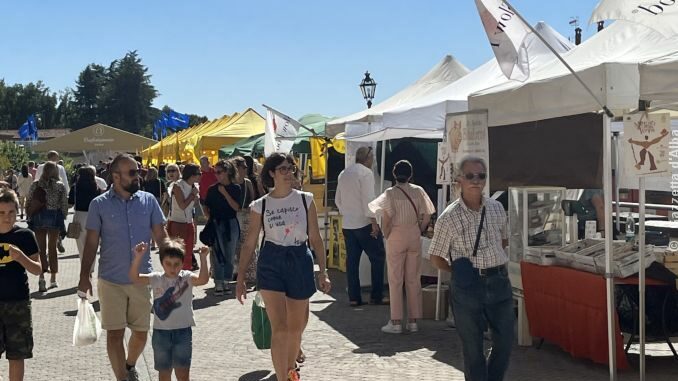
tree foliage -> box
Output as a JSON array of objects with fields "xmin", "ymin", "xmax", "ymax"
[
  {"xmin": 0, "ymin": 141, "xmax": 30, "ymax": 172},
  {"xmin": 1, "ymin": 51, "xmax": 206, "ymax": 138}
]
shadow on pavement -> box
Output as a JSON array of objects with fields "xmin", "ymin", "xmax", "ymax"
[
  {"xmin": 312, "ymin": 269, "xmax": 466, "ymax": 370},
  {"xmin": 193, "ymin": 289, "xmax": 235, "ymax": 310},
  {"xmin": 58, "ymin": 254, "xmax": 80, "ymax": 260},
  {"xmin": 31, "ymin": 286, "xmax": 78, "ymax": 300},
  {"xmin": 238, "ymin": 370, "xmax": 275, "ymax": 380}
]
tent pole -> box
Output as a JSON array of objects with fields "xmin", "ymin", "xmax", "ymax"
[
  {"xmin": 639, "ymin": 177, "xmax": 646, "ymax": 380},
  {"xmin": 323, "ymin": 140, "xmax": 330, "ymax": 254},
  {"xmin": 613, "ymin": 133, "xmax": 621, "ymax": 232},
  {"xmin": 380, "ymin": 140, "xmax": 387, "ymax": 193},
  {"xmin": 603, "ymin": 115, "xmax": 617, "ymax": 381}
]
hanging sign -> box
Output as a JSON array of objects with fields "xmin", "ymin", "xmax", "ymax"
[
  {"xmin": 436, "ymin": 142, "xmax": 451, "ymax": 185},
  {"xmin": 445, "ymin": 110, "xmax": 490, "ymax": 192},
  {"xmin": 623, "ymin": 113, "xmax": 671, "ymax": 177}
]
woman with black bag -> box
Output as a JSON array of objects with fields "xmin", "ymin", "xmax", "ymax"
[
  {"xmin": 68, "ymin": 166, "xmax": 101, "ymax": 276},
  {"xmin": 203, "ymin": 160, "xmax": 241, "ymax": 296}
]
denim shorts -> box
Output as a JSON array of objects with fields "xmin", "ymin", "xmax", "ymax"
[
  {"xmin": 257, "ymin": 241, "xmax": 316, "ymax": 300},
  {"xmin": 152, "ymin": 327, "xmax": 192, "ymax": 371},
  {"xmin": 29, "ymin": 209, "xmax": 64, "ymax": 230}
]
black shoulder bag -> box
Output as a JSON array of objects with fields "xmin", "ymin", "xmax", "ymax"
[{"xmin": 448, "ymin": 206, "xmax": 485, "ymax": 289}]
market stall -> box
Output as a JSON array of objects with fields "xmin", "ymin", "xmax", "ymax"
[{"xmin": 467, "ymin": 19, "xmax": 678, "ymax": 376}]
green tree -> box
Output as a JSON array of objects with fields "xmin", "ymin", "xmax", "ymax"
[
  {"xmin": 0, "ymin": 141, "xmax": 30, "ymax": 171},
  {"xmin": 73, "ymin": 64, "xmax": 106, "ymax": 129},
  {"xmin": 100, "ymin": 51, "xmax": 158, "ymax": 134}
]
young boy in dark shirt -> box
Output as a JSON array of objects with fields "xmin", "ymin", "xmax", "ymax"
[{"xmin": 0, "ymin": 189, "xmax": 42, "ymax": 381}]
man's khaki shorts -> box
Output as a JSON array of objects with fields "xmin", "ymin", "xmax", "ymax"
[{"xmin": 98, "ymin": 278, "xmax": 152, "ymax": 331}]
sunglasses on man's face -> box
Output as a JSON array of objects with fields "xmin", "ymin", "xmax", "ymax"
[
  {"xmin": 117, "ymin": 169, "xmax": 139, "ymax": 177},
  {"xmin": 275, "ymin": 165, "xmax": 298, "ymax": 175},
  {"xmin": 462, "ymin": 172, "xmax": 487, "ymax": 181}
]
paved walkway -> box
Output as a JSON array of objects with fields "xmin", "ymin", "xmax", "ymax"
[{"xmin": 1, "ymin": 213, "xmax": 677, "ymax": 381}]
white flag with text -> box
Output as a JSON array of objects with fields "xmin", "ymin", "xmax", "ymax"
[
  {"xmin": 590, "ymin": 0, "xmax": 678, "ymax": 37},
  {"xmin": 475, "ymin": 0, "xmax": 532, "ymax": 81},
  {"xmin": 264, "ymin": 107, "xmax": 302, "ymax": 157}
]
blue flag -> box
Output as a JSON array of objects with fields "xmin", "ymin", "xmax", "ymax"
[{"xmin": 19, "ymin": 114, "xmax": 38, "ymax": 140}]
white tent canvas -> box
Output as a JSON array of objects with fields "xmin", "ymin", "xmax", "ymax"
[
  {"xmin": 380, "ymin": 22, "xmax": 573, "ymax": 137},
  {"xmin": 325, "ymin": 55, "xmax": 470, "ymax": 138},
  {"xmin": 469, "ymin": 21, "xmax": 678, "ymax": 127}
]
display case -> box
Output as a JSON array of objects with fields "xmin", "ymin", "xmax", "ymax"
[{"xmin": 508, "ymin": 187, "xmax": 567, "ymax": 263}]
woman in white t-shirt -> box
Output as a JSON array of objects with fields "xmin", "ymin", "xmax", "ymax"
[
  {"xmin": 168, "ymin": 163, "xmax": 201, "ymax": 270},
  {"xmin": 235, "ymin": 153, "xmax": 331, "ymax": 381}
]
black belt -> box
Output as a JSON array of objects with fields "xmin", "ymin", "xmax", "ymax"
[{"xmin": 476, "ymin": 264, "xmax": 507, "ymax": 277}]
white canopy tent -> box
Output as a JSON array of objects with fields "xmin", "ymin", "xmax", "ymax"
[
  {"xmin": 468, "ymin": 20, "xmax": 678, "ymax": 126},
  {"xmin": 376, "ymin": 22, "xmax": 573, "ymax": 141},
  {"xmin": 325, "ymin": 55, "xmax": 470, "ymax": 138}
]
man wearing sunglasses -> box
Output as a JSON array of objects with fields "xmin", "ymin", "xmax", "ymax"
[
  {"xmin": 335, "ymin": 146, "xmax": 387, "ymax": 307},
  {"xmin": 428, "ymin": 156, "xmax": 513, "ymax": 381},
  {"xmin": 78, "ymin": 154, "xmax": 168, "ymax": 381}
]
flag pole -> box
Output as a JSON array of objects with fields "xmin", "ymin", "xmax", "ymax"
[{"xmin": 504, "ymin": 0, "xmax": 614, "ymax": 118}]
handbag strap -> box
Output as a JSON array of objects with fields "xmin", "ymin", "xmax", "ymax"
[
  {"xmin": 259, "ymin": 196, "xmax": 267, "ymax": 248},
  {"xmin": 395, "ymin": 186, "xmax": 418, "ymax": 220},
  {"xmin": 471, "ymin": 206, "xmax": 486, "ymax": 257}
]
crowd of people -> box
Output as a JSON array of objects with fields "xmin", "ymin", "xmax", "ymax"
[{"xmin": 1, "ymin": 146, "xmax": 512, "ymax": 381}]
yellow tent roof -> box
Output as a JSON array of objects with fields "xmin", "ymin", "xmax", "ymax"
[{"xmin": 199, "ymin": 108, "xmax": 265, "ymax": 151}]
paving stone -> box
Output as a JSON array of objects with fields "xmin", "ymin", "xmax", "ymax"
[{"xmin": 1, "ymin": 211, "xmax": 676, "ymax": 380}]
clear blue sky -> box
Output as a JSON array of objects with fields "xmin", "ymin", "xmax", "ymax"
[{"xmin": 0, "ymin": 0, "xmax": 601, "ymax": 121}]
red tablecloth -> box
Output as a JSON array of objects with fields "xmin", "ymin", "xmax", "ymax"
[{"xmin": 520, "ymin": 262, "xmax": 629, "ymax": 369}]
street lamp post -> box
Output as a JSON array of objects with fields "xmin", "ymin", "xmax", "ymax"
[{"xmin": 359, "ymin": 71, "xmax": 377, "ymax": 109}]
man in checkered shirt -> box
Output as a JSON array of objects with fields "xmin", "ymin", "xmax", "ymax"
[{"xmin": 429, "ymin": 156, "xmax": 514, "ymax": 381}]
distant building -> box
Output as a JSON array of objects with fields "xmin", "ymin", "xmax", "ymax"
[{"xmin": 0, "ymin": 128, "xmax": 71, "ymax": 144}]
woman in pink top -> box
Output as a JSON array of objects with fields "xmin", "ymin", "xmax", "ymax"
[{"xmin": 369, "ymin": 160, "xmax": 435, "ymax": 334}]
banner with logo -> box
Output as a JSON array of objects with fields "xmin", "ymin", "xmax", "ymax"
[
  {"xmin": 590, "ymin": 0, "xmax": 678, "ymax": 37},
  {"xmin": 474, "ymin": 0, "xmax": 532, "ymax": 81},
  {"xmin": 264, "ymin": 106, "xmax": 302, "ymax": 157},
  {"xmin": 622, "ymin": 112, "xmax": 671, "ymax": 177},
  {"xmin": 445, "ymin": 110, "xmax": 490, "ymax": 192},
  {"xmin": 436, "ymin": 142, "xmax": 452, "ymax": 185}
]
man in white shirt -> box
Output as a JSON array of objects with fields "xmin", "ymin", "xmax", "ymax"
[
  {"xmin": 34, "ymin": 151, "xmax": 70, "ymax": 194},
  {"xmin": 335, "ymin": 146, "xmax": 386, "ymax": 306}
]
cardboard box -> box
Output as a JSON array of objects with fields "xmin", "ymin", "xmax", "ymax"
[{"xmin": 422, "ymin": 284, "xmax": 449, "ymax": 320}]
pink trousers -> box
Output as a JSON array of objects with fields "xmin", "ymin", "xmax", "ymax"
[{"xmin": 385, "ymin": 225, "xmax": 422, "ymax": 321}]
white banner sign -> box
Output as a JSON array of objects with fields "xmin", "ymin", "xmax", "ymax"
[
  {"xmin": 436, "ymin": 142, "xmax": 451, "ymax": 185},
  {"xmin": 623, "ymin": 112, "xmax": 671, "ymax": 177},
  {"xmin": 445, "ymin": 111, "xmax": 490, "ymax": 192}
]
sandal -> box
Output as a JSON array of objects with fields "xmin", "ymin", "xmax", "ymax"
[{"xmin": 296, "ymin": 347, "xmax": 306, "ymax": 364}]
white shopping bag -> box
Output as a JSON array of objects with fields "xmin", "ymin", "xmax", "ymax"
[{"xmin": 72, "ymin": 297, "xmax": 102, "ymax": 346}]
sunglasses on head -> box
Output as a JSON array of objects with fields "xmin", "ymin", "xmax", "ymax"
[
  {"xmin": 275, "ymin": 165, "xmax": 298, "ymax": 175},
  {"xmin": 463, "ymin": 172, "xmax": 487, "ymax": 181}
]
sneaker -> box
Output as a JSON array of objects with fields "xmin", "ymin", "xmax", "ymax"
[
  {"xmin": 126, "ymin": 365, "xmax": 140, "ymax": 381},
  {"xmin": 57, "ymin": 240, "xmax": 65, "ymax": 253},
  {"xmin": 224, "ymin": 285, "xmax": 233, "ymax": 295},
  {"xmin": 38, "ymin": 279, "xmax": 47, "ymax": 293},
  {"xmin": 287, "ymin": 369, "xmax": 301, "ymax": 381},
  {"xmin": 407, "ymin": 322, "xmax": 419, "ymax": 332},
  {"xmin": 381, "ymin": 321, "xmax": 402, "ymax": 334},
  {"xmin": 49, "ymin": 281, "xmax": 59, "ymax": 289},
  {"xmin": 214, "ymin": 286, "xmax": 225, "ymax": 296}
]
